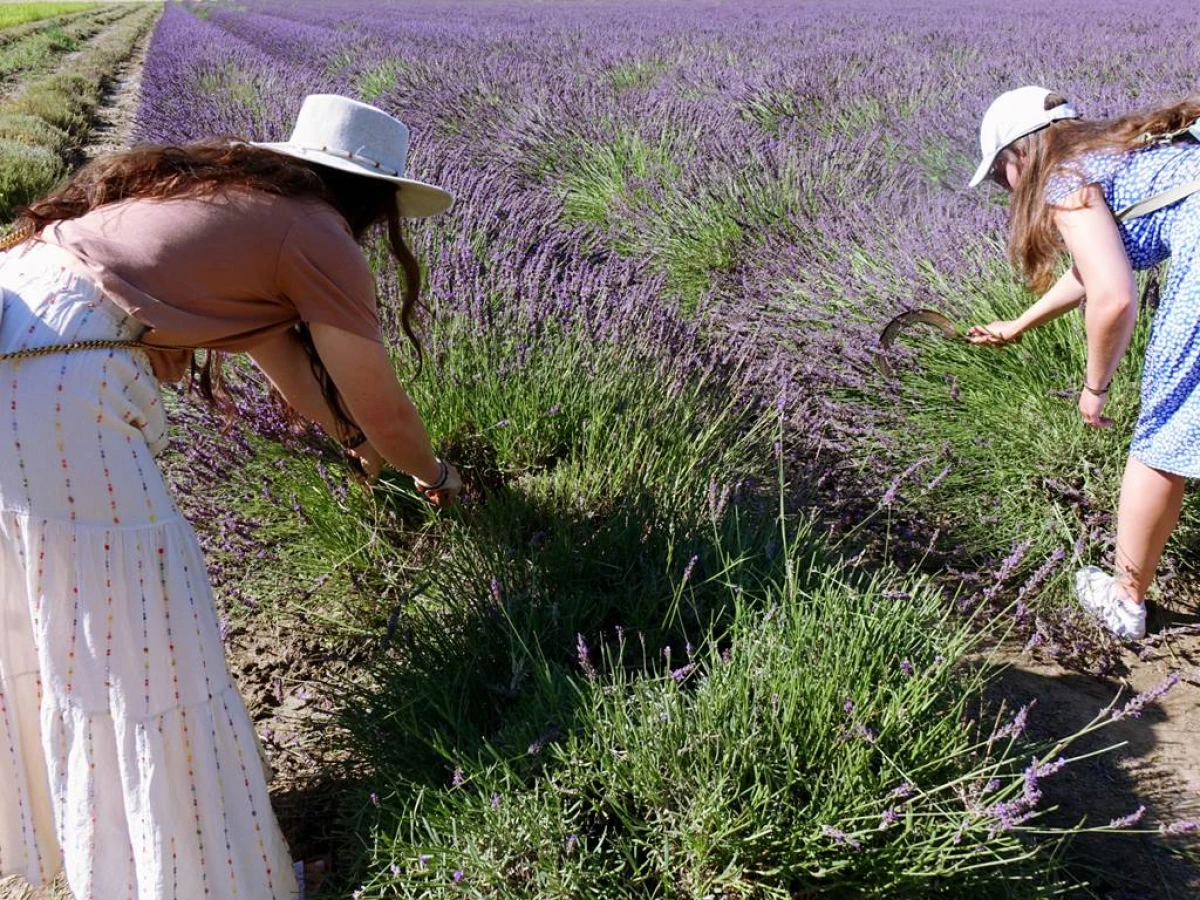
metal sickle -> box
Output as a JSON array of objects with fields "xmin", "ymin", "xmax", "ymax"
[{"xmin": 874, "ymin": 309, "xmax": 968, "ymax": 378}]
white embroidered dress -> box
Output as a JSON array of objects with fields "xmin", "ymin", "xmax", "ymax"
[{"xmin": 0, "ymin": 242, "xmax": 299, "ymax": 899}]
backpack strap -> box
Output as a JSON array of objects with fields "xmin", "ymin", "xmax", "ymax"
[
  {"xmin": 1116, "ymin": 179, "xmax": 1200, "ymax": 221},
  {"xmin": 1115, "ymin": 116, "xmax": 1200, "ymax": 220},
  {"xmin": 1133, "ymin": 115, "xmax": 1200, "ymax": 146}
]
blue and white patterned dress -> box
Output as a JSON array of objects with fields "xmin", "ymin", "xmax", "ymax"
[{"xmin": 1046, "ymin": 140, "xmax": 1200, "ymax": 477}]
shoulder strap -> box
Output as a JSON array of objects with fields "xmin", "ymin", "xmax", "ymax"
[
  {"xmin": 1116, "ymin": 117, "xmax": 1200, "ymax": 220},
  {"xmin": 1116, "ymin": 179, "xmax": 1200, "ymax": 221},
  {"xmin": 1134, "ymin": 115, "xmax": 1200, "ymax": 146}
]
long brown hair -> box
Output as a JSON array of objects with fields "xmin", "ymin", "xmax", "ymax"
[
  {"xmin": 16, "ymin": 140, "xmax": 426, "ymax": 443},
  {"xmin": 1005, "ymin": 94, "xmax": 1200, "ymax": 292}
]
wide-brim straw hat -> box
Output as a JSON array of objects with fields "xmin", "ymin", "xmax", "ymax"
[{"xmin": 252, "ymin": 94, "xmax": 453, "ymax": 218}]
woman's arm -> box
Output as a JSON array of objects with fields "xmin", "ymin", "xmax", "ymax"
[
  {"xmin": 966, "ymin": 266, "xmax": 1087, "ymax": 345},
  {"xmin": 248, "ymin": 329, "xmax": 353, "ymax": 441},
  {"xmin": 303, "ymin": 323, "xmax": 450, "ymax": 486},
  {"xmin": 248, "ymin": 327, "xmax": 460, "ymax": 503},
  {"xmin": 1053, "ymin": 184, "xmax": 1138, "ymax": 427}
]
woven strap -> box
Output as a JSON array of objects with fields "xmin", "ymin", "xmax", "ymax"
[
  {"xmin": 1116, "ymin": 179, "xmax": 1200, "ymax": 222},
  {"xmin": 0, "ymin": 338, "xmax": 168, "ymax": 363},
  {"xmin": 0, "ymin": 222, "xmax": 192, "ymax": 362}
]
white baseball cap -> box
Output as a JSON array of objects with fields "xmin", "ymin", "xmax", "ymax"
[{"xmin": 968, "ymin": 86, "xmax": 1080, "ymax": 187}]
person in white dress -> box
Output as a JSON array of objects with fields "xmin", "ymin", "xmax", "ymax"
[{"xmin": 0, "ymin": 95, "xmax": 460, "ymax": 899}]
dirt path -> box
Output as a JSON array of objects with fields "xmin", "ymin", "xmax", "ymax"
[
  {"xmin": 986, "ymin": 619, "xmax": 1200, "ymax": 898},
  {"xmin": 78, "ymin": 14, "xmax": 154, "ymax": 163}
]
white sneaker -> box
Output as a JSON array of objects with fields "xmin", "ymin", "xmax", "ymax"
[{"xmin": 1075, "ymin": 566, "xmax": 1146, "ymax": 640}]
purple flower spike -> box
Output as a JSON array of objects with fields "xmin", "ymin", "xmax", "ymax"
[
  {"xmin": 820, "ymin": 824, "xmax": 862, "ymax": 850},
  {"xmin": 1112, "ymin": 673, "xmax": 1180, "ymax": 721},
  {"xmin": 1108, "ymin": 806, "xmax": 1146, "ymax": 829}
]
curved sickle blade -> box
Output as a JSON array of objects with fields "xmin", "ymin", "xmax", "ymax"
[{"xmin": 875, "ymin": 309, "xmax": 964, "ymax": 378}]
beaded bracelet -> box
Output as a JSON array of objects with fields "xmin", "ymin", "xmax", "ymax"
[{"xmin": 414, "ymin": 459, "xmax": 449, "ymax": 491}]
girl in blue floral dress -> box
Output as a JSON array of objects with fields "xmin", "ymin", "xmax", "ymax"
[{"xmin": 965, "ymin": 86, "xmax": 1200, "ymax": 640}]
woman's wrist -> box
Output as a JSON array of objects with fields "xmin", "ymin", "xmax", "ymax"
[
  {"xmin": 1082, "ymin": 377, "xmax": 1110, "ymax": 396},
  {"xmin": 412, "ymin": 458, "xmax": 448, "ymax": 489}
]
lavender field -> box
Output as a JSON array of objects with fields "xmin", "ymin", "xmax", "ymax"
[{"xmin": 131, "ymin": 1, "xmax": 1200, "ymax": 897}]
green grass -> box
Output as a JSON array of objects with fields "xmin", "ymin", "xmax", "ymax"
[
  {"xmin": 354, "ymin": 59, "xmax": 406, "ymax": 103},
  {"xmin": 854, "ymin": 267, "xmax": 1200, "ymax": 606},
  {"xmin": 0, "ymin": 2, "xmax": 93, "ymax": 31},
  {"xmin": 0, "ymin": 134, "xmax": 61, "ymax": 208},
  {"xmin": 0, "ymin": 2, "xmax": 161, "ymax": 220},
  {"xmin": 193, "ymin": 60, "xmax": 265, "ymax": 117},
  {"xmin": 605, "ymin": 57, "xmax": 667, "ymax": 91},
  {"xmin": 554, "ymin": 127, "xmax": 745, "ymax": 311},
  {"xmin": 325, "ymin": 523, "xmax": 1121, "ymax": 899},
  {"xmin": 0, "ymin": 18, "xmax": 82, "ymax": 77}
]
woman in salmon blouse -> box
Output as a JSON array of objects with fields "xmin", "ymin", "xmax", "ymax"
[{"xmin": 0, "ymin": 94, "xmax": 459, "ymax": 899}]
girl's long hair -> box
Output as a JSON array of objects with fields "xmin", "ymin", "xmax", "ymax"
[
  {"xmin": 15, "ymin": 140, "xmax": 425, "ymax": 443},
  {"xmin": 1006, "ymin": 94, "xmax": 1200, "ymax": 292}
]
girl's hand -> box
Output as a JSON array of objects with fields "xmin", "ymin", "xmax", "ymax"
[
  {"xmin": 1078, "ymin": 388, "xmax": 1113, "ymax": 428},
  {"xmin": 966, "ymin": 320, "xmax": 1022, "ymax": 346},
  {"xmin": 414, "ymin": 460, "xmax": 463, "ymax": 508},
  {"xmin": 349, "ymin": 444, "xmax": 385, "ymax": 482}
]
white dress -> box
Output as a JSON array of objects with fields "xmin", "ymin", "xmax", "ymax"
[{"xmin": 0, "ymin": 242, "xmax": 299, "ymax": 899}]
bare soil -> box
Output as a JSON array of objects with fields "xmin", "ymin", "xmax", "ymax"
[
  {"xmin": 981, "ymin": 614, "xmax": 1200, "ymax": 898},
  {"xmin": 78, "ymin": 12, "xmax": 153, "ymax": 164}
]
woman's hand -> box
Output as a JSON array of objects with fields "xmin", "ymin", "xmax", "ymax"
[
  {"xmin": 348, "ymin": 444, "xmax": 385, "ymax": 482},
  {"xmin": 966, "ymin": 320, "xmax": 1022, "ymax": 345},
  {"xmin": 1078, "ymin": 388, "xmax": 1113, "ymax": 428},
  {"xmin": 414, "ymin": 460, "xmax": 463, "ymax": 508}
]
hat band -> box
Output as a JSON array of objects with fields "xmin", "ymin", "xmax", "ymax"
[{"xmin": 307, "ymin": 144, "xmax": 402, "ymax": 177}]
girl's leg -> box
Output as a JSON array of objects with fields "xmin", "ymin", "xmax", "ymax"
[{"xmin": 1114, "ymin": 456, "xmax": 1185, "ymax": 603}]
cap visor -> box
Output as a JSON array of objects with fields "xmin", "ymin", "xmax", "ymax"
[{"xmin": 968, "ymin": 153, "xmax": 994, "ymax": 188}]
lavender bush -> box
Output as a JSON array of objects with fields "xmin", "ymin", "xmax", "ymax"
[{"xmin": 131, "ymin": 0, "xmax": 1200, "ymax": 894}]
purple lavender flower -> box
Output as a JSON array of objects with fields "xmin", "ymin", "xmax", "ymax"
[
  {"xmin": 1112, "ymin": 673, "xmax": 1180, "ymax": 721},
  {"xmin": 576, "ymin": 633, "xmax": 598, "ymax": 680},
  {"xmin": 992, "ymin": 702, "xmax": 1034, "ymax": 741},
  {"xmin": 820, "ymin": 824, "xmax": 862, "ymax": 850},
  {"xmin": 1162, "ymin": 820, "xmax": 1200, "ymax": 835},
  {"xmin": 681, "ymin": 554, "xmax": 699, "ymax": 584},
  {"xmin": 1108, "ymin": 806, "xmax": 1146, "ymax": 829}
]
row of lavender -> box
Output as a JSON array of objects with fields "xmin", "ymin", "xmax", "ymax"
[
  {"xmin": 140, "ymin": 0, "xmax": 1200, "ymax": 659},
  {"xmin": 132, "ymin": 1, "xmax": 1200, "ymax": 895}
]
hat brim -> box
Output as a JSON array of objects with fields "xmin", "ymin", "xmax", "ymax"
[
  {"xmin": 250, "ymin": 141, "xmax": 453, "ymax": 218},
  {"xmin": 968, "ymin": 153, "xmax": 996, "ymax": 188}
]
